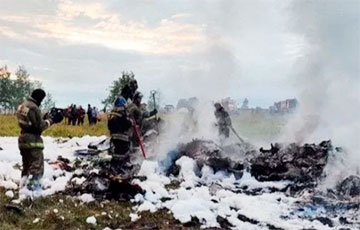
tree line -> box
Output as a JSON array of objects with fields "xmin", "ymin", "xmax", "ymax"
[{"xmin": 0, "ymin": 65, "xmax": 55, "ymax": 111}]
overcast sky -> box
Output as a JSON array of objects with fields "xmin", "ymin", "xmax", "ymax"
[{"xmin": 0, "ymin": 0, "xmax": 358, "ymax": 108}]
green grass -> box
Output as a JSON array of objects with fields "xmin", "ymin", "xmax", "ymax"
[
  {"xmin": 232, "ymin": 114, "xmax": 288, "ymax": 141},
  {"xmin": 0, "ymin": 113, "xmax": 287, "ymax": 140},
  {"xmin": 0, "ymin": 188, "xmax": 204, "ymax": 230},
  {"xmin": 0, "ymin": 115, "xmax": 108, "ymax": 137}
]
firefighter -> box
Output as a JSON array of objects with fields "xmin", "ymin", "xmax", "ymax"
[
  {"xmin": 16, "ymin": 89, "xmax": 63, "ymax": 192},
  {"xmin": 214, "ymin": 102, "xmax": 232, "ymax": 138},
  {"xmin": 127, "ymin": 92, "xmax": 157, "ymax": 133},
  {"xmin": 108, "ymin": 96, "xmax": 133, "ymax": 174}
]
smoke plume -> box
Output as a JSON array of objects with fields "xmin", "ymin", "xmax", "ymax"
[{"xmin": 281, "ymin": 0, "xmax": 360, "ymax": 187}]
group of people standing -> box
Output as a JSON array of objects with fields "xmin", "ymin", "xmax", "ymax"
[{"xmin": 64, "ymin": 104, "xmax": 99, "ymax": 125}]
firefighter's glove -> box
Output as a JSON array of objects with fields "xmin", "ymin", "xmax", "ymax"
[
  {"xmin": 49, "ymin": 107, "xmax": 65, "ymax": 124},
  {"xmin": 150, "ymin": 109, "xmax": 158, "ymax": 116}
]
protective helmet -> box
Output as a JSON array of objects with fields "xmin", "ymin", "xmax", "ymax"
[
  {"xmin": 214, "ymin": 102, "xmax": 222, "ymax": 108},
  {"xmin": 133, "ymin": 91, "xmax": 143, "ymax": 100},
  {"xmin": 31, "ymin": 88, "xmax": 46, "ymax": 106},
  {"xmin": 114, "ymin": 96, "xmax": 127, "ymax": 107}
]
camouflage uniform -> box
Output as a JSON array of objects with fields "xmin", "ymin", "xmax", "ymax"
[
  {"xmin": 214, "ymin": 106, "xmax": 232, "ymax": 138},
  {"xmin": 108, "ymin": 106, "xmax": 132, "ymax": 174},
  {"xmin": 17, "ymin": 97, "xmax": 52, "ymax": 180}
]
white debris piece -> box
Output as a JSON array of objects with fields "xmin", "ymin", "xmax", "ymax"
[
  {"xmin": 129, "ymin": 213, "xmax": 140, "ymax": 222},
  {"xmin": 74, "ymin": 169, "xmax": 83, "ymax": 176},
  {"xmin": 33, "ymin": 218, "xmax": 40, "ymax": 223},
  {"xmin": 53, "ymin": 209, "xmax": 58, "ymax": 214},
  {"xmin": 0, "ymin": 180, "xmax": 18, "ymax": 190},
  {"xmin": 5, "ymin": 190, "xmax": 14, "ymax": 198},
  {"xmin": 89, "ymin": 168, "xmax": 100, "ymax": 174},
  {"xmin": 86, "ymin": 216, "xmax": 97, "ymax": 225},
  {"xmin": 78, "ymin": 193, "xmax": 95, "ymax": 203},
  {"xmin": 71, "ymin": 176, "xmax": 86, "ymax": 185},
  {"xmin": 137, "ymin": 201, "xmax": 157, "ymax": 213}
]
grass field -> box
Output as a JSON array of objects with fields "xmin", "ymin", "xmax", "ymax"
[
  {"xmin": 0, "ymin": 115, "xmax": 109, "ymax": 137},
  {"xmin": 0, "ymin": 113, "xmax": 287, "ymax": 140}
]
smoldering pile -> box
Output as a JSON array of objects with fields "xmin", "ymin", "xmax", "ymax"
[
  {"xmin": 41, "ymin": 136, "xmax": 358, "ymax": 228},
  {"xmin": 251, "ymin": 141, "xmax": 332, "ymax": 183},
  {"xmin": 157, "ymin": 139, "xmax": 359, "ymax": 228},
  {"xmin": 164, "ymin": 139, "xmax": 332, "ymax": 186}
]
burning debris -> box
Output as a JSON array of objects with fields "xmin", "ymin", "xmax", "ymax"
[
  {"xmin": 162, "ymin": 139, "xmax": 255, "ymax": 179},
  {"xmin": 336, "ymin": 175, "xmax": 360, "ymax": 199},
  {"xmin": 251, "ymin": 140, "xmax": 332, "ymax": 183},
  {"xmin": 162, "ymin": 139, "xmax": 335, "ymax": 187}
]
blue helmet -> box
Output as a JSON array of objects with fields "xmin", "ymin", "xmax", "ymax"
[{"xmin": 114, "ymin": 96, "xmax": 127, "ymax": 107}]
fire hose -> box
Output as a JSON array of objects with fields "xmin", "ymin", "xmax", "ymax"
[{"xmin": 130, "ymin": 117, "xmax": 146, "ymax": 159}]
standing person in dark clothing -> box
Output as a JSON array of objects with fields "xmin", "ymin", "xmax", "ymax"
[
  {"xmin": 16, "ymin": 89, "xmax": 63, "ymax": 192},
  {"xmin": 92, "ymin": 106, "xmax": 98, "ymax": 124},
  {"xmin": 77, "ymin": 106, "xmax": 85, "ymax": 125},
  {"xmin": 67, "ymin": 105, "xmax": 73, "ymax": 125},
  {"xmin": 71, "ymin": 105, "xmax": 78, "ymax": 126},
  {"xmin": 87, "ymin": 104, "xmax": 93, "ymax": 125},
  {"xmin": 127, "ymin": 92, "xmax": 157, "ymax": 147},
  {"xmin": 121, "ymin": 79, "xmax": 138, "ymax": 102},
  {"xmin": 214, "ymin": 102, "xmax": 232, "ymax": 139},
  {"xmin": 129, "ymin": 79, "xmax": 138, "ymax": 100},
  {"xmin": 108, "ymin": 96, "xmax": 133, "ymax": 174}
]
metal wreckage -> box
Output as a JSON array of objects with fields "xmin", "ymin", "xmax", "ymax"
[{"xmin": 51, "ymin": 121, "xmax": 359, "ymax": 229}]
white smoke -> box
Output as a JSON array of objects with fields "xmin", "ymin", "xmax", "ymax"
[{"xmin": 281, "ymin": 0, "xmax": 360, "ymax": 188}]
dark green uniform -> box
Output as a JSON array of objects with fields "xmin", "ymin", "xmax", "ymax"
[
  {"xmin": 108, "ymin": 106, "xmax": 132, "ymax": 174},
  {"xmin": 17, "ymin": 97, "xmax": 52, "ymax": 179},
  {"xmin": 215, "ymin": 107, "xmax": 232, "ymax": 138}
]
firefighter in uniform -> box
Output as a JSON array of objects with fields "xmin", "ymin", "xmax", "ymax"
[
  {"xmin": 127, "ymin": 92, "xmax": 157, "ymax": 146},
  {"xmin": 16, "ymin": 89, "xmax": 63, "ymax": 191},
  {"xmin": 108, "ymin": 96, "xmax": 133, "ymax": 174},
  {"xmin": 214, "ymin": 102, "xmax": 232, "ymax": 138}
]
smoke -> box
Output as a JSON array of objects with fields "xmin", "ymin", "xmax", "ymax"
[
  {"xmin": 152, "ymin": 100, "xmax": 219, "ymax": 161},
  {"xmin": 151, "ymin": 0, "xmax": 360, "ymax": 188},
  {"xmin": 281, "ymin": 0, "xmax": 360, "ymax": 187}
]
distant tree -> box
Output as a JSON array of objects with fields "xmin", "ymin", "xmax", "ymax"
[
  {"xmin": 0, "ymin": 65, "xmax": 13, "ymax": 109},
  {"xmin": 102, "ymin": 71, "xmax": 135, "ymax": 110},
  {"xmin": 147, "ymin": 89, "xmax": 161, "ymax": 111},
  {"xmin": 13, "ymin": 66, "xmax": 33, "ymax": 107},
  {"xmin": 0, "ymin": 65, "xmax": 56, "ymax": 110}
]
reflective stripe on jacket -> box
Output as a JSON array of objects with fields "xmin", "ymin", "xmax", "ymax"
[
  {"xmin": 18, "ymin": 142, "xmax": 45, "ymax": 149},
  {"xmin": 111, "ymin": 133, "xmax": 129, "ymax": 142}
]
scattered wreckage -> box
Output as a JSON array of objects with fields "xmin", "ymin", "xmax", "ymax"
[
  {"xmin": 42, "ymin": 136, "xmax": 359, "ymax": 229},
  {"xmin": 65, "ymin": 137, "xmax": 357, "ymax": 198}
]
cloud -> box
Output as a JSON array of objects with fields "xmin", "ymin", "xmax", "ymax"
[
  {"xmin": 0, "ymin": 0, "xmax": 207, "ymax": 55},
  {"xmin": 171, "ymin": 13, "xmax": 191, "ymax": 19}
]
